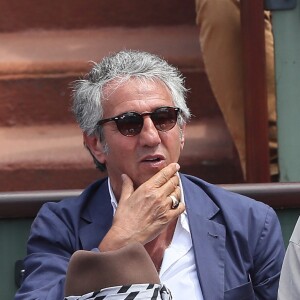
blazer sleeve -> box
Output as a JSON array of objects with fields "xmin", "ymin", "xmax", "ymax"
[
  {"xmin": 14, "ymin": 202, "xmax": 78, "ymax": 300},
  {"xmin": 251, "ymin": 206, "xmax": 285, "ymax": 300}
]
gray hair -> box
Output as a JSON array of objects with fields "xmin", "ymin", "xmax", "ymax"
[{"xmin": 72, "ymin": 50, "xmax": 191, "ymax": 137}]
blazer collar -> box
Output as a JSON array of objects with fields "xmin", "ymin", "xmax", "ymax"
[
  {"xmin": 181, "ymin": 175, "xmax": 226, "ymax": 300},
  {"xmin": 79, "ymin": 179, "xmax": 114, "ymax": 250}
]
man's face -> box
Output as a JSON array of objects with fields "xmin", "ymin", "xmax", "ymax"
[{"xmin": 91, "ymin": 78, "xmax": 185, "ymax": 197}]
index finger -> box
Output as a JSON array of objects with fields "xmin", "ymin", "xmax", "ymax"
[{"xmin": 150, "ymin": 163, "xmax": 180, "ymax": 188}]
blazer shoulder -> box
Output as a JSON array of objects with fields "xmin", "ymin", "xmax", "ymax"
[
  {"xmin": 39, "ymin": 178, "xmax": 109, "ymax": 219},
  {"xmin": 181, "ymin": 174, "xmax": 273, "ymax": 214}
]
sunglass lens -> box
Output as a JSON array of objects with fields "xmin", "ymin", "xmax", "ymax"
[
  {"xmin": 117, "ymin": 113, "xmax": 143, "ymax": 136},
  {"xmin": 152, "ymin": 108, "xmax": 178, "ymax": 131}
]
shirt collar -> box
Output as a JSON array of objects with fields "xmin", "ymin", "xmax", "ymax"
[{"xmin": 107, "ymin": 177, "xmax": 118, "ymax": 215}]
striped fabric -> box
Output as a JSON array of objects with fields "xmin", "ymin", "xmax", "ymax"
[{"xmin": 64, "ymin": 283, "xmax": 172, "ymax": 300}]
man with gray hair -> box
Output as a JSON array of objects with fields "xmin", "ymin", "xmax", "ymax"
[{"xmin": 15, "ymin": 50, "xmax": 284, "ymax": 300}]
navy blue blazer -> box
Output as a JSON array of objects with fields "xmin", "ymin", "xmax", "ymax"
[{"xmin": 15, "ymin": 174, "xmax": 285, "ymax": 300}]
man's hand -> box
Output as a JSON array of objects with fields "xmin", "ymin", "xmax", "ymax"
[{"xmin": 99, "ymin": 163, "xmax": 185, "ymax": 251}]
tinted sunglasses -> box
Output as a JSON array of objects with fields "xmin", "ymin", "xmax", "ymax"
[{"xmin": 97, "ymin": 106, "xmax": 181, "ymax": 137}]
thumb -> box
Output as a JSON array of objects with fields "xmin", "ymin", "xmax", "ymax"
[{"xmin": 119, "ymin": 174, "xmax": 134, "ymax": 203}]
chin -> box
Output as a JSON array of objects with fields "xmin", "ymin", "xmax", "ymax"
[{"xmin": 133, "ymin": 173, "xmax": 156, "ymax": 188}]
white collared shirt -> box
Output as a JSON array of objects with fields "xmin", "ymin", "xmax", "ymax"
[{"xmin": 108, "ymin": 177, "xmax": 204, "ymax": 300}]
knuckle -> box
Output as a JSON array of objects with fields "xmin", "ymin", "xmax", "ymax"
[
  {"xmin": 175, "ymin": 187, "xmax": 181, "ymax": 198},
  {"xmin": 153, "ymin": 206, "xmax": 169, "ymax": 221},
  {"xmin": 169, "ymin": 177, "xmax": 179, "ymax": 189}
]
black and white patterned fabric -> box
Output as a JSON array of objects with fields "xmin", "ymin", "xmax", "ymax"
[{"xmin": 64, "ymin": 283, "xmax": 172, "ymax": 300}]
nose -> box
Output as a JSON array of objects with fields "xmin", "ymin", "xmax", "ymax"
[{"xmin": 138, "ymin": 116, "xmax": 161, "ymax": 147}]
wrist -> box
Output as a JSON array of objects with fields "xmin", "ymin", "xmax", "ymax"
[{"xmin": 98, "ymin": 226, "xmax": 136, "ymax": 252}]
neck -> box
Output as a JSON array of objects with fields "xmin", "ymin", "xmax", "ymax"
[{"xmin": 144, "ymin": 218, "xmax": 177, "ymax": 272}]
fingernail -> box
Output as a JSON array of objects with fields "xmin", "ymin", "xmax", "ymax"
[{"xmin": 175, "ymin": 163, "xmax": 180, "ymax": 171}]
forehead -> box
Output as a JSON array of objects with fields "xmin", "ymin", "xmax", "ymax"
[{"xmin": 102, "ymin": 78, "xmax": 174, "ymax": 114}]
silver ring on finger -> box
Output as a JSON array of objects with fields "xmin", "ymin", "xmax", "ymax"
[{"xmin": 170, "ymin": 195, "xmax": 180, "ymax": 209}]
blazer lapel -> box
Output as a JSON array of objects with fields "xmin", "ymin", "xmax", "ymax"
[
  {"xmin": 79, "ymin": 180, "xmax": 114, "ymax": 250},
  {"xmin": 181, "ymin": 175, "xmax": 226, "ymax": 300}
]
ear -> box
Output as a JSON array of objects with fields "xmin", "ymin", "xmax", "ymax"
[
  {"xmin": 83, "ymin": 133, "xmax": 107, "ymax": 164},
  {"xmin": 180, "ymin": 123, "xmax": 186, "ymax": 150}
]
